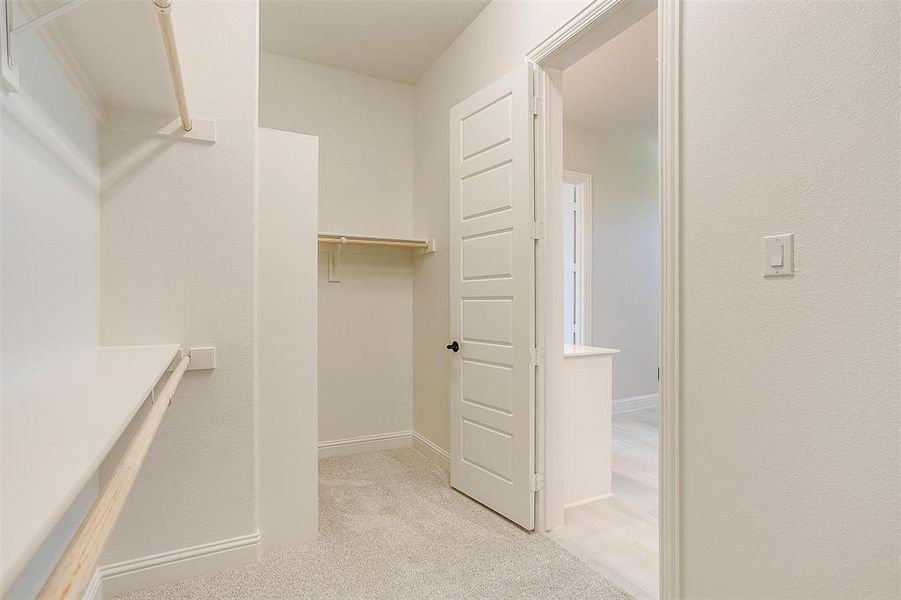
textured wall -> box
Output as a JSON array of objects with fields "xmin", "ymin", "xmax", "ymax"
[
  {"xmin": 1, "ymin": 29, "xmax": 100, "ymax": 387},
  {"xmin": 99, "ymin": 0, "xmax": 259, "ymax": 564},
  {"xmin": 260, "ymin": 53, "xmax": 414, "ymax": 443},
  {"xmin": 680, "ymin": 0, "xmax": 900, "ymax": 597},
  {"xmin": 412, "ymin": 0, "xmax": 589, "ymax": 452}
]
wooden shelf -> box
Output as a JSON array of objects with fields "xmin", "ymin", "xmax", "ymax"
[
  {"xmin": 317, "ymin": 232, "xmax": 435, "ymax": 282},
  {"xmin": 1, "ymin": 344, "xmax": 181, "ymax": 593},
  {"xmin": 317, "ymin": 232, "xmax": 434, "ymax": 251}
]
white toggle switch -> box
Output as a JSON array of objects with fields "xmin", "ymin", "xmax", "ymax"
[
  {"xmin": 763, "ymin": 233, "xmax": 793, "ymax": 277},
  {"xmin": 769, "ymin": 245, "xmax": 784, "ymax": 268}
]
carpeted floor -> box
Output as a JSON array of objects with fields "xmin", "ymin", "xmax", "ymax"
[{"xmin": 117, "ymin": 449, "xmax": 632, "ymax": 599}]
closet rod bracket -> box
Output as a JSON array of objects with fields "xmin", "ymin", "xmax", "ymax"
[{"xmin": 328, "ymin": 237, "xmax": 346, "ymax": 283}]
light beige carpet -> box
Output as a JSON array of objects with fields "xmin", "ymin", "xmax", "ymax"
[{"xmin": 117, "ymin": 449, "xmax": 632, "ymax": 599}]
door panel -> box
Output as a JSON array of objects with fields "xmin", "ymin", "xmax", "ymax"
[{"xmin": 449, "ymin": 66, "xmax": 534, "ymax": 529}]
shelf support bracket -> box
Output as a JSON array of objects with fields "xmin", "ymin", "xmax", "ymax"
[{"xmin": 328, "ymin": 237, "xmax": 347, "ymax": 283}]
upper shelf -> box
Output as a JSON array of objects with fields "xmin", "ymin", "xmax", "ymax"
[
  {"xmin": 317, "ymin": 232, "xmax": 435, "ymax": 283},
  {"xmin": 0, "ymin": 344, "xmax": 181, "ymax": 594},
  {"xmin": 317, "ymin": 232, "xmax": 434, "ymax": 252}
]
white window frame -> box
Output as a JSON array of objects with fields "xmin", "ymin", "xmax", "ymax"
[{"xmin": 562, "ymin": 170, "xmax": 592, "ymax": 346}]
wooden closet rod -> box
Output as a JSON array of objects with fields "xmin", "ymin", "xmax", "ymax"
[
  {"xmin": 317, "ymin": 235, "xmax": 430, "ymax": 250},
  {"xmin": 37, "ymin": 354, "xmax": 192, "ymax": 600},
  {"xmin": 153, "ymin": 0, "xmax": 192, "ymax": 131}
]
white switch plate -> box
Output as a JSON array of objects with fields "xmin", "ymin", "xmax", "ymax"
[{"xmin": 763, "ymin": 233, "xmax": 794, "ymax": 277}]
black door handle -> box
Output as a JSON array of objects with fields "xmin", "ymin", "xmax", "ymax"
[{"xmin": 446, "ymin": 341, "xmax": 459, "ymax": 353}]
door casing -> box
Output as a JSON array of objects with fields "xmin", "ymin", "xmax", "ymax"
[{"xmin": 526, "ymin": 0, "xmax": 682, "ymax": 597}]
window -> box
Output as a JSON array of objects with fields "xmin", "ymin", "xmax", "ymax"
[{"xmin": 562, "ymin": 171, "xmax": 591, "ymax": 346}]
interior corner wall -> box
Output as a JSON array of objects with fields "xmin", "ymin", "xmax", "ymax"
[
  {"xmin": 680, "ymin": 0, "xmax": 899, "ymax": 597},
  {"xmin": 259, "ymin": 52, "xmax": 414, "ymax": 444},
  {"xmin": 1, "ymin": 30, "xmax": 100, "ymax": 388},
  {"xmin": 563, "ymin": 125, "xmax": 658, "ymax": 400},
  {"xmin": 0, "ymin": 24, "xmax": 101, "ymax": 599},
  {"xmin": 98, "ymin": 0, "xmax": 259, "ymax": 579},
  {"xmin": 412, "ymin": 0, "xmax": 591, "ymax": 453}
]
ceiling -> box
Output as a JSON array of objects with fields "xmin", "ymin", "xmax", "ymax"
[
  {"xmin": 260, "ymin": 0, "xmax": 490, "ymax": 85},
  {"xmin": 563, "ymin": 10, "xmax": 657, "ymax": 139}
]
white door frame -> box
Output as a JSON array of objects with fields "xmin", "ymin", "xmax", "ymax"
[
  {"xmin": 562, "ymin": 170, "xmax": 592, "ymax": 346},
  {"xmin": 527, "ymin": 0, "xmax": 681, "ymax": 597}
]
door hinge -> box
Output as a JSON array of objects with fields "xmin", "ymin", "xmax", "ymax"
[
  {"xmin": 530, "ymin": 347, "xmax": 545, "ymax": 367},
  {"xmin": 530, "ymin": 95, "xmax": 542, "ymax": 116},
  {"xmin": 529, "ymin": 473, "xmax": 545, "ymax": 492},
  {"xmin": 530, "ymin": 221, "xmax": 545, "ymax": 240}
]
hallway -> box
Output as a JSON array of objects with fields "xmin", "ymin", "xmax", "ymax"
[{"xmin": 549, "ymin": 407, "xmax": 659, "ymax": 599}]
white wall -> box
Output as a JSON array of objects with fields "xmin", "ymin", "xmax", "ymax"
[
  {"xmin": 679, "ymin": 0, "xmax": 900, "ymax": 597},
  {"xmin": 260, "ymin": 53, "xmax": 414, "ymax": 444},
  {"xmin": 1, "ymin": 30, "xmax": 100, "ymax": 387},
  {"xmin": 256, "ymin": 128, "xmax": 319, "ymax": 555},
  {"xmin": 0, "ymin": 23, "xmax": 102, "ymax": 597},
  {"xmin": 413, "ymin": 0, "xmax": 900, "ymax": 597},
  {"xmin": 99, "ymin": 0, "xmax": 260, "ymax": 581},
  {"xmin": 412, "ymin": 0, "xmax": 589, "ymax": 453},
  {"xmin": 564, "ymin": 127, "xmax": 658, "ymax": 400}
]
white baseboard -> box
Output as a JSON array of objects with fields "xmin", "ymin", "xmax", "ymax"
[
  {"xmin": 318, "ymin": 430, "xmax": 411, "ymax": 458},
  {"xmin": 613, "ymin": 393, "xmax": 659, "ymax": 414},
  {"xmin": 564, "ymin": 492, "xmax": 613, "ymax": 511},
  {"xmin": 411, "ymin": 431, "xmax": 450, "ymax": 472},
  {"xmin": 99, "ymin": 532, "xmax": 260, "ymax": 598},
  {"xmin": 84, "ymin": 568, "xmax": 102, "ymax": 600}
]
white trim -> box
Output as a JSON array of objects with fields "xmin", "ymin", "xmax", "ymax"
[
  {"xmin": 83, "ymin": 569, "xmax": 102, "ymax": 600},
  {"xmin": 564, "ymin": 492, "xmax": 613, "ymax": 511},
  {"xmin": 411, "ymin": 431, "xmax": 450, "ymax": 472},
  {"xmin": 658, "ymin": 1, "xmax": 681, "ymax": 598},
  {"xmin": 563, "ymin": 169, "xmax": 593, "ymax": 346},
  {"xmin": 527, "ymin": 0, "xmax": 630, "ymax": 65},
  {"xmin": 613, "ymin": 393, "xmax": 659, "ymax": 414},
  {"xmin": 99, "ymin": 532, "xmax": 261, "ymax": 598},
  {"xmin": 528, "ymin": 0, "xmax": 681, "ymax": 598},
  {"xmin": 318, "ymin": 430, "xmax": 412, "ymax": 458}
]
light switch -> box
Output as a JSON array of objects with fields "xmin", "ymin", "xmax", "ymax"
[
  {"xmin": 763, "ymin": 233, "xmax": 793, "ymax": 277},
  {"xmin": 769, "ymin": 245, "xmax": 784, "ymax": 268}
]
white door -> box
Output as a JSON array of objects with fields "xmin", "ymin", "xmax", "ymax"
[{"xmin": 448, "ymin": 66, "xmax": 535, "ymax": 529}]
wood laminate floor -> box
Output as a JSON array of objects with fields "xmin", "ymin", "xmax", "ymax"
[{"xmin": 548, "ymin": 406, "xmax": 659, "ymax": 600}]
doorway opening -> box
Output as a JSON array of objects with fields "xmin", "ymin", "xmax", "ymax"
[{"xmin": 528, "ymin": 0, "xmax": 674, "ymax": 598}]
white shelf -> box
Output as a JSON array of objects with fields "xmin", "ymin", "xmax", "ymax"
[{"xmin": 1, "ymin": 344, "xmax": 181, "ymax": 592}]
